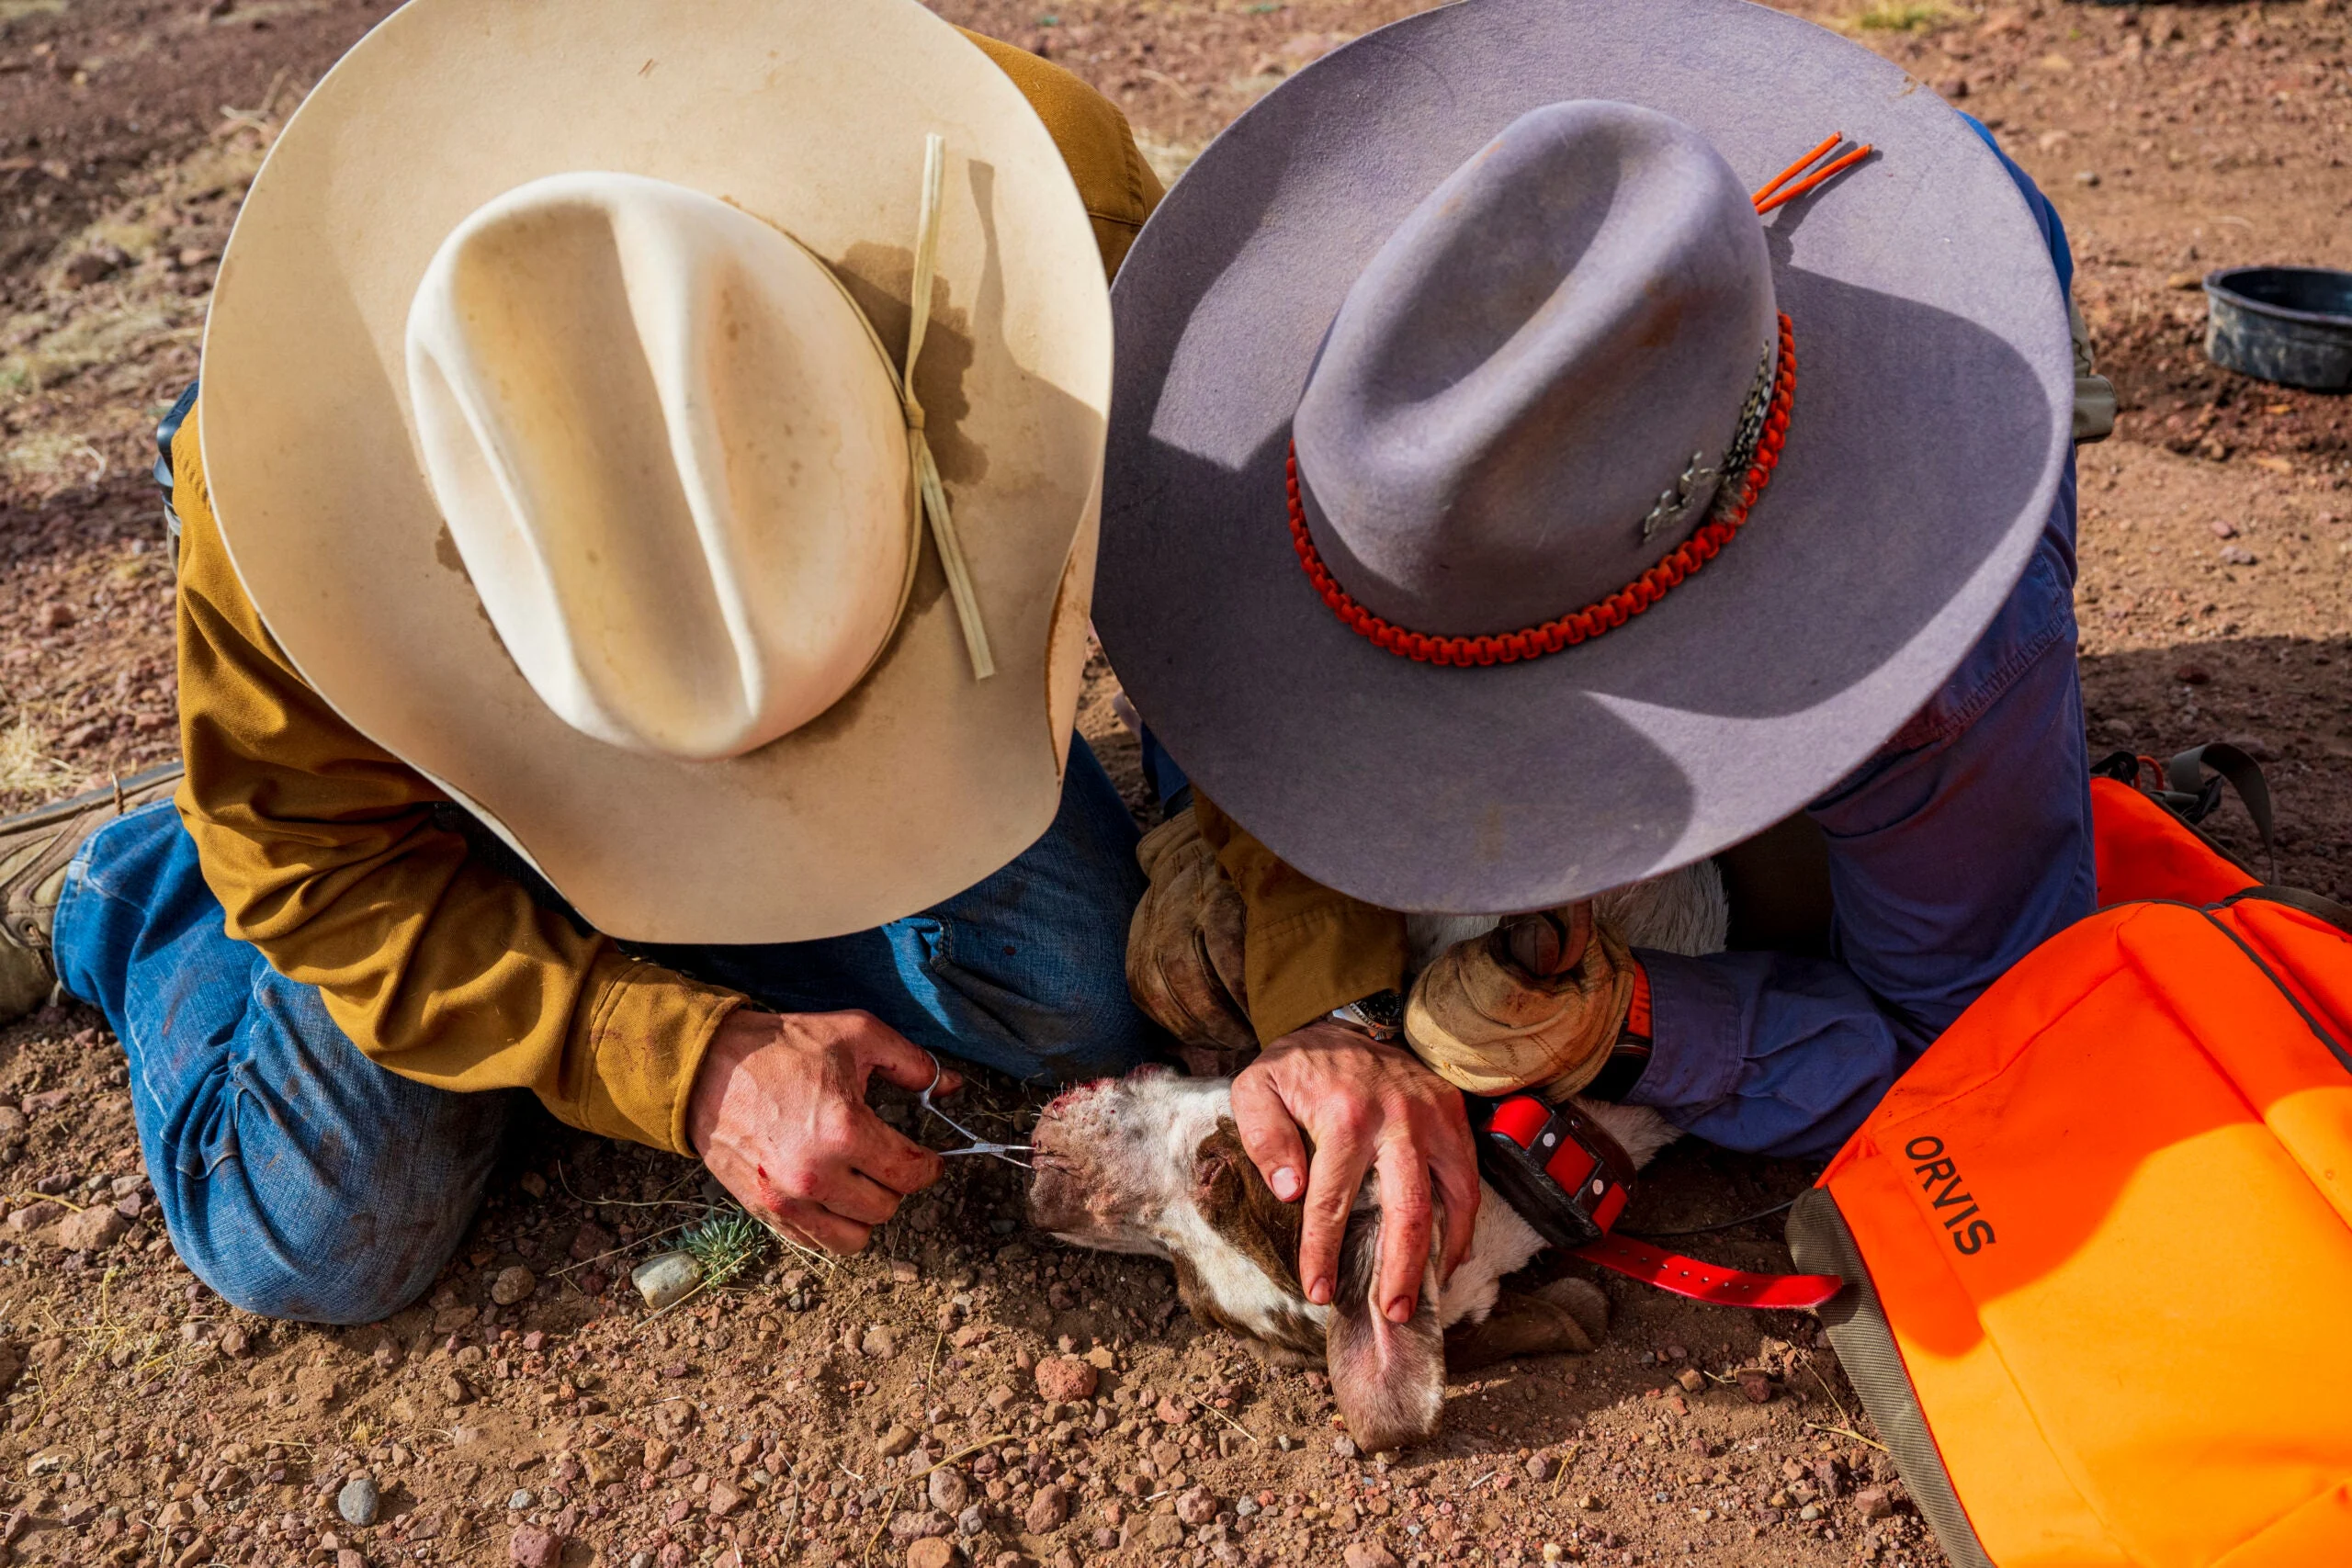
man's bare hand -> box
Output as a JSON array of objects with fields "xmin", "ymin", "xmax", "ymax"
[
  {"xmin": 687, "ymin": 1009, "xmax": 956, "ymax": 1253},
  {"xmin": 1228, "ymin": 1021, "xmax": 1480, "ymax": 1325}
]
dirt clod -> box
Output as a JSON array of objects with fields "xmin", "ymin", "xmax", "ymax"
[
  {"xmin": 1033, "ymin": 1354, "xmax": 1097, "ymax": 1403},
  {"xmin": 907, "ymin": 1539, "xmax": 961, "ymax": 1568},
  {"xmin": 1344, "ymin": 1542, "xmax": 1402, "ymax": 1568}
]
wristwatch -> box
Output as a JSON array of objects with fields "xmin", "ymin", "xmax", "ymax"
[{"xmin": 1329, "ymin": 987, "xmax": 1405, "ymax": 1043}]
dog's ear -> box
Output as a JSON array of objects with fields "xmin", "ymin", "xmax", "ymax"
[{"xmin": 1324, "ymin": 1204, "xmax": 1446, "ymax": 1453}]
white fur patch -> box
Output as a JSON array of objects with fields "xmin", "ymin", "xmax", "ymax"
[
  {"xmin": 1159, "ymin": 1191, "xmax": 1332, "ymax": 1341},
  {"xmin": 1433, "ymin": 1180, "xmax": 1545, "ymax": 1329}
]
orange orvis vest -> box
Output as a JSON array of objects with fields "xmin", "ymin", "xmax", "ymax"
[{"xmin": 1789, "ymin": 751, "xmax": 2352, "ymax": 1568}]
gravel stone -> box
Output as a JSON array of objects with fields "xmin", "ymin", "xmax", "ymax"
[
  {"xmin": 1174, "ymin": 1486, "xmax": 1217, "ymax": 1526},
  {"xmin": 927, "ymin": 1466, "xmax": 969, "ymax": 1513},
  {"xmin": 509, "ymin": 1525, "xmax": 563, "ymax": 1568},
  {"xmin": 630, "ymin": 1251, "xmax": 703, "ymax": 1310},
  {"xmin": 336, "ymin": 1475, "xmax": 380, "ymax": 1526},
  {"xmin": 1524, "ymin": 1453, "xmax": 1557, "ymax": 1483},
  {"xmin": 491, "ymin": 1266, "xmax": 537, "ymax": 1306},
  {"xmin": 876, "ymin": 1424, "xmax": 918, "ymax": 1458},
  {"xmin": 1344, "ymin": 1545, "xmax": 1401, "ymax": 1568},
  {"xmin": 507, "ymin": 1488, "xmax": 534, "ymax": 1510},
  {"xmin": 888, "ymin": 1507, "xmax": 953, "ymax": 1541},
  {"xmin": 56, "ymin": 1205, "xmax": 128, "ymax": 1252},
  {"xmin": 2, "ymin": 1202, "xmax": 61, "ymax": 1234},
  {"xmin": 1024, "ymin": 1483, "xmax": 1070, "ymax": 1532},
  {"xmin": 907, "ymin": 1540, "xmax": 959, "ymax": 1568}
]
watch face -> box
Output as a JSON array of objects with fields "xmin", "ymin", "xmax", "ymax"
[
  {"xmin": 1354, "ymin": 988, "xmax": 1406, "ymax": 1031},
  {"xmin": 1333, "ymin": 987, "xmax": 1407, "ymax": 1042}
]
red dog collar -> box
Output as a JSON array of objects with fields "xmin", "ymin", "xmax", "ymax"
[{"xmin": 1476, "ymin": 1094, "xmax": 1844, "ymax": 1311}]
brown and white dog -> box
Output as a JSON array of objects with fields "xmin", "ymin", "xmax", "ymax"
[{"xmin": 1027, "ymin": 864, "xmax": 1726, "ymax": 1451}]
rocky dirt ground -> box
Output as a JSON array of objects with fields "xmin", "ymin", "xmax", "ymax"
[{"xmin": 0, "ymin": 2, "xmax": 2346, "ymax": 1567}]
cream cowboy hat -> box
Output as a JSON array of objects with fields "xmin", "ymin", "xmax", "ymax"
[{"xmin": 199, "ymin": 0, "xmax": 1113, "ymax": 942}]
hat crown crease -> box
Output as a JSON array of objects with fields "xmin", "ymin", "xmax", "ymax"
[
  {"xmin": 406, "ymin": 170, "xmax": 916, "ymax": 762},
  {"xmin": 1292, "ymin": 101, "xmax": 1776, "ymax": 638}
]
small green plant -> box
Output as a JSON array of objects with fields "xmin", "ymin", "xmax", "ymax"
[
  {"xmin": 677, "ymin": 1209, "xmax": 772, "ymax": 1290},
  {"xmin": 1856, "ymin": 2, "xmax": 1951, "ymax": 31}
]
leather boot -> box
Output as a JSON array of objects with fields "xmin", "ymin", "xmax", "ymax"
[{"xmin": 0, "ymin": 761, "xmax": 185, "ymax": 1022}]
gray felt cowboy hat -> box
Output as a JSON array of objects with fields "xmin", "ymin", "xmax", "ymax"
[{"xmin": 1092, "ymin": 0, "xmax": 2074, "ymax": 916}]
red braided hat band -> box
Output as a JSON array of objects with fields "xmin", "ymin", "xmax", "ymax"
[{"xmin": 1288, "ymin": 312, "xmax": 1797, "ymax": 668}]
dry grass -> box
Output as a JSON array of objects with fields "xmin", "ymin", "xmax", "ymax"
[
  {"xmin": 0, "ymin": 429, "xmax": 108, "ymax": 495},
  {"xmin": 0, "ymin": 298, "xmax": 191, "ymax": 400},
  {"xmin": 0, "ymin": 127, "xmax": 268, "ymax": 399},
  {"xmin": 1136, "ymin": 132, "xmax": 1205, "ymax": 191},
  {"xmin": 1850, "ymin": 1, "xmax": 1955, "ymax": 31},
  {"xmin": 0, "ymin": 723, "xmax": 73, "ymax": 799}
]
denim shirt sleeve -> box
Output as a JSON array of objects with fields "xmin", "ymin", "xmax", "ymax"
[{"xmin": 1626, "ymin": 120, "xmax": 2097, "ymax": 1161}]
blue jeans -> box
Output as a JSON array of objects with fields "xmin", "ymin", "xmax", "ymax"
[{"xmin": 51, "ymin": 739, "xmax": 1158, "ymax": 1324}]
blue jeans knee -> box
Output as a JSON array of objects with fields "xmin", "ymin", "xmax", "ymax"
[{"xmin": 53, "ymin": 801, "xmax": 518, "ymax": 1324}]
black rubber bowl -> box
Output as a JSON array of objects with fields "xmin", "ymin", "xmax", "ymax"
[{"xmin": 2203, "ymin": 266, "xmax": 2352, "ymax": 391}]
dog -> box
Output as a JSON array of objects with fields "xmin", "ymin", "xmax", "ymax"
[{"xmin": 1026, "ymin": 863, "xmax": 1725, "ymax": 1450}]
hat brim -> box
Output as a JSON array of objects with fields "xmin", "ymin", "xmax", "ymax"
[
  {"xmin": 201, "ymin": 0, "xmax": 1111, "ymax": 943},
  {"xmin": 1094, "ymin": 0, "xmax": 2073, "ymax": 915}
]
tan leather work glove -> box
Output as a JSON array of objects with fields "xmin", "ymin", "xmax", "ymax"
[
  {"xmin": 1404, "ymin": 904, "xmax": 1635, "ymax": 1101},
  {"xmin": 1125, "ymin": 811, "xmax": 1259, "ymax": 1076}
]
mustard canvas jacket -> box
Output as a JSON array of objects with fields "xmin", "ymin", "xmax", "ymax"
[
  {"xmin": 164, "ymin": 35, "xmax": 1162, "ymax": 1156},
  {"xmin": 1192, "ymin": 794, "xmax": 1408, "ymax": 1045}
]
